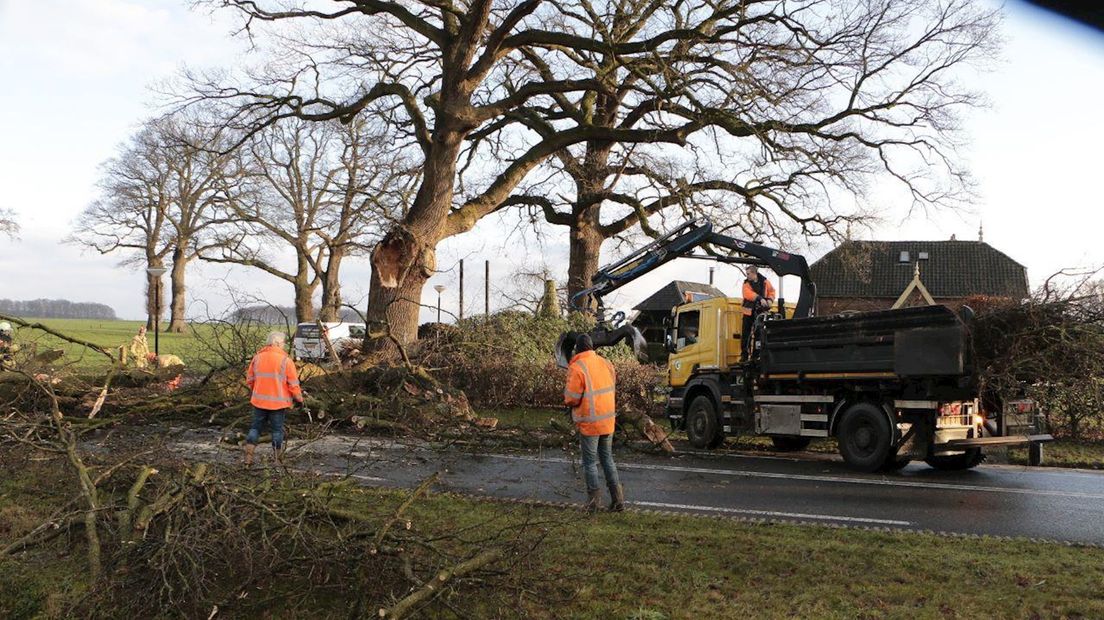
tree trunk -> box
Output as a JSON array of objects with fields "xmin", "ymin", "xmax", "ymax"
[
  {"xmin": 565, "ymin": 142, "xmax": 613, "ymax": 307},
  {"xmin": 319, "ymin": 249, "xmax": 344, "ymax": 322},
  {"xmin": 364, "ymin": 243, "xmax": 432, "ymax": 352},
  {"xmin": 144, "ymin": 256, "xmax": 165, "ymax": 330},
  {"xmin": 167, "ymin": 246, "xmax": 188, "ymax": 333},
  {"xmin": 293, "ymin": 276, "xmax": 316, "ymax": 324},
  {"xmin": 361, "ymin": 130, "xmax": 460, "ymax": 353},
  {"xmin": 567, "ymin": 225, "xmax": 604, "ymax": 308}
]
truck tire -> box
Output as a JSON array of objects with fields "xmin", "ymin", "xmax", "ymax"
[
  {"xmin": 880, "ymin": 451, "xmax": 912, "ymax": 472},
  {"xmin": 686, "ymin": 395, "xmax": 723, "ymax": 449},
  {"xmin": 770, "ymin": 436, "xmax": 811, "ymax": 452},
  {"xmin": 837, "ymin": 402, "xmax": 893, "ymax": 472},
  {"xmin": 925, "ymin": 448, "xmax": 984, "ymax": 471}
]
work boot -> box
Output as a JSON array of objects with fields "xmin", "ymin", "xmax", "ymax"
[
  {"xmin": 273, "ymin": 445, "xmax": 285, "ymax": 466},
  {"xmin": 584, "ymin": 488, "xmax": 602, "ymax": 514},
  {"xmin": 243, "ymin": 443, "xmax": 256, "ymax": 468},
  {"xmin": 608, "ymin": 484, "xmax": 625, "ymax": 513}
]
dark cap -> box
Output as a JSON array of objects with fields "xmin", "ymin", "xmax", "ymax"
[{"xmin": 574, "ymin": 334, "xmax": 594, "ymax": 354}]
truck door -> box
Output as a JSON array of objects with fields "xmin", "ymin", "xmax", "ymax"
[{"xmin": 669, "ymin": 307, "xmax": 710, "ymax": 387}]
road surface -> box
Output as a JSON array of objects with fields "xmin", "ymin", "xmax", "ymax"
[{"xmin": 173, "ymin": 430, "xmax": 1104, "ymax": 546}]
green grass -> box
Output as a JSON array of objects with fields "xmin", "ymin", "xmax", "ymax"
[
  {"xmin": 1008, "ymin": 441, "xmax": 1104, "ymax": 470},
  {"xmin": 4, "ymin": 456, "xmax": 1102, "ymax": 619},
  {"xmin": 6, "ymin": 318, "xmax": 242, "ymax": 371}
]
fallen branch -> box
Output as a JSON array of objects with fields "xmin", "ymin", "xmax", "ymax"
[{"xmin": 381, "ymin": 549, "xmax": 504, "ymax": 619}]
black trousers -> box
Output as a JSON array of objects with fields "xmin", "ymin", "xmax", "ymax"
[{"xmin": 741, "ymin": 313, "xmax": 755, "ymax": 359}]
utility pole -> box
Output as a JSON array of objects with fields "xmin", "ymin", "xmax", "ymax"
[
  {"xmin": 459, "ymin": 259, "xmax": 465, "ymax": 320},
  {"xmin": 709, "ymin": 266, "xmax": 715, "ymax": 286},
  {"xmin": 485, "ymin": 260, "xmax": 490, "ymax": 316}
]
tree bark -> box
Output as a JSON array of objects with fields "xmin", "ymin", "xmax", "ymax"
[
  {"xmin": 567, "ymin": 222, "xmax": 604, "ymax": 308},
  {"xmin": 293, "ymin": 274, "xmax": 316, "ymax": 324},
  {"xmin": 168, "ymin": 246, "xmax": 188, "ymax": 333},
  {"xmin": 362, "ymin": 131, "xmax": 459, "ymax": 352},
  {"xmin": 319, "ymin": 248, "xmax": 344, "ymax": 322},
  {"xmin": 365, "ymin": 247, "xmax": 432, "ymax": 351}
]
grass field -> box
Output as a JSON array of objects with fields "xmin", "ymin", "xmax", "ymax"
[
  {"xmin": 5, "ymin": 317, "xmax": 244, "ymax": 371},
  {"xmin": 3, "ymin": 458, "xmax": 1103, "ymax": 619}
]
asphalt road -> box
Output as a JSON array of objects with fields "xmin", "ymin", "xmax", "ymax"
[{"xmin": 174, "ymin": 431, "xmax": 1104, "ymax": 546}]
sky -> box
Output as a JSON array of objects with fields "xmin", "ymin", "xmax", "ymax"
[{"xmin": 0, "ymin": 0, "xmax": 1102, "ymax": 323}]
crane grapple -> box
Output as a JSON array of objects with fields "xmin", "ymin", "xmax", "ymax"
[{"xmin": 554, "ymin": 323, "xmax": 649, "ymax": 369}]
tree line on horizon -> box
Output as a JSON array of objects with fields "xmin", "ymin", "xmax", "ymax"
[
  {"xmin": 68, "ymin": 0, "xmax": 999, "ymax": 350},
  {"xmin": 0, "ymin": 298, "xmax": 117, "ymax": 320}
]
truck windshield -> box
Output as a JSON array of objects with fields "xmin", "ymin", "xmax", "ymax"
[{"xmin": 295, "ymin": 325, "xmax": 320, "ymax": 338}]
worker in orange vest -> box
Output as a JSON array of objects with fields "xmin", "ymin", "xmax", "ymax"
[
  {"xmin": 563, "ymin": 334, "xmax": 624, "ymax": 512},
  {"xmin": 741, "ymin": 265, "xmax": 776, "ymax": 359},
  {"xmin": 244, "ymin": 331, "xmax": 304, "ymax": 466}
]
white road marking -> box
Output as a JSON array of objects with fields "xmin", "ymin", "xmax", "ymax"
[
  {"xmin": 633, "ymin": 501, "xmax": 912, "ymax": 526},
  {"xmin": 475, "ymin": 453, "xmax": 1104, "ymax": 501}
]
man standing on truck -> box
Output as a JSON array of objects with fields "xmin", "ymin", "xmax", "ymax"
[
  {"xmin": 244, "ymin": 331, "xmax": 304, "ymax": 467},
  {"xmin": 563, "ymin": 334, "xmax": 625, "ymax": 513},
  {"xmin": 741, "ymin": 265, "xmax": 776, "ymax": 358}
]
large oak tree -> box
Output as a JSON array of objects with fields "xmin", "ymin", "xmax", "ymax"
[
  {"xmin": 189, "ymin": 0, "xmax": 995, "ymax": 347},
  {"xmin": 499, "ymin": 0, "xmax": 997, "ymax": 302}
]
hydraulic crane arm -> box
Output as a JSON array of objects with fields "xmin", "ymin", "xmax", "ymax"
[{"xmin": 556, "ymin": 218, "xmax": 817, "ymax": 367}]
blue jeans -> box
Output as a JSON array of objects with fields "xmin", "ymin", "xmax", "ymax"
[
  {"xmin": 580, "ymin": 434, "xmax": 620, "ymax": 492},
  {"xmin": 246, "ymin": 407, "xmax": 288, "ymax": 449}
]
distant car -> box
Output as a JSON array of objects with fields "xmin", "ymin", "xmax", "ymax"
[{"xmin": 292, "ymin": 322, "xmax": 365, "ymax": 361}]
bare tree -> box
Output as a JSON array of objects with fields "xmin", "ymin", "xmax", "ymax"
[
  {"xmin": 70, "ymin": 125, "xmax": 174, "ymax": 329},
  {"xmin": 201, "ymin": 116, "xmax": 410, "ymax": 323},
  {"xmin": 184, "ymin": 0, "xmax": 995, "ymax": 349},
  {"xmin": 71, "ymin": 114, "xmax": 242, "ymax": 332},
  {"xmin": 497, "ymin": 0, "xmax": 997, "ymax": 301}
]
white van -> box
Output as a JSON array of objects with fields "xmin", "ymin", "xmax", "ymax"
[{"xmin": 293, "ymin": 322, "xmax": 366, "ymax": 361}]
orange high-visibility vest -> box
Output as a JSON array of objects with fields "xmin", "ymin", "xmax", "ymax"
[
  {"xmin": 742, "ymin": 275, "xmax": 776, "ymax": 316},
  {"xmin": 247, "ymin": 345, "xmax": 303, "ymax": 410},
  {"xmin": 563, "ymin": 350, "xmax": 617, "ymax": 436}
]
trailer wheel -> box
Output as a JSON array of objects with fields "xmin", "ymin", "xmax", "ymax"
[
  {"xmin": 770, "ymin": 436, "xmax": 812, "ymax": 452},
  {"xmin": 1028, "ymin": 442, "xmax": 1044, "ymax": 466},
  {"xmin": 925, "ymin": 448, "xmax": 984, "ymax": 471},
  {"xmin": 686, "ymin": 395, "xmax": 722, "ymax": 449},
  {"xmin": 837, "ymin": 402, "xmax": 893, "ymax": 472}
]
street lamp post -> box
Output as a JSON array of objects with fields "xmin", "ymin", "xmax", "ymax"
[
  {"xmin": 433, "ymin": 285, "xmax": 446, "ymax": 323},
  {"xmin": 146, "ymin": 266, "xmax": 168, "ymax": 357}
]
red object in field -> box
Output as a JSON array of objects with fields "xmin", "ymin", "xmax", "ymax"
[{"xmin": 165, "ymin": 375, "xmax": 183, "ymax": 391}]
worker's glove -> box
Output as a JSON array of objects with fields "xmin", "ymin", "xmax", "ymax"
[{"xmin": 760, "ymin": 298, "xmax": 771, "ymax": 309}]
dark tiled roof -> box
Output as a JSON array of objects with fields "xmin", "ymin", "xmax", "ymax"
[
  {"xmin": 633, "ymin": 280, "xmax": 727, "ymax": 312},
  {"xmin": 810, "ymin": 240, "xmax": 1029, "ymax": 299}
]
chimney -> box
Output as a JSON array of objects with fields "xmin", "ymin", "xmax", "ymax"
[
  {"xmin": 978, "ymin": 222, "xmax": 984, "ymax": 242},
  {"xmin": 950, "ymin": 234, "xmax": 957, "ymax": 241}
]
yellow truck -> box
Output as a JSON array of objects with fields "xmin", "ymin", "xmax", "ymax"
[{"xmin": 557, "ymin": 219, "xmax": 1051, "ymax": 472}]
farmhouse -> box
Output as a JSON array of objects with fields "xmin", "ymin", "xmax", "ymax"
[{"xmin": 810, "ymin": 236, "xmax": 1030, "ymax": 315}]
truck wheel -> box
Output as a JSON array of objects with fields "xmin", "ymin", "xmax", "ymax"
[
  {"xmin": 880, "ymin": 451, "xmax": 911, "ymax": 472},
  {"xmin": 837, "ymin": 402, "xmax": 893, "ymax": 472},
  {"xmin": 925, "ymin": 448, "xmax": 984, "ymax": 471},
  {"xmin": 1029, "ymin": 442, "xmax": 1044, "ymax": 466},
  {"xmin": 770, "ymin": 436, "xmax": 811, "ymax": 452},
  {"xmin": 686, "ymin": 395, "xmax": 722, "ymax": 449}
]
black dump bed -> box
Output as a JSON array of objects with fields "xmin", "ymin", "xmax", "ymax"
[{"xmin": 759, "ymin": 305, "xmax": 970, "ymax": 377}]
